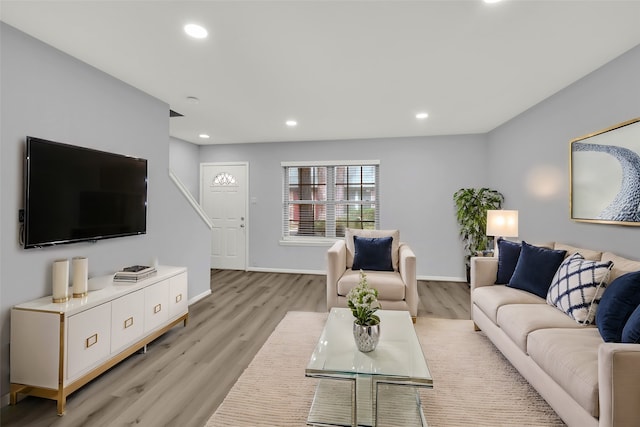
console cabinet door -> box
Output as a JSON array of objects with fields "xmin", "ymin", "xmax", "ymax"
[
  {"xmin": 67, "ymin": 303, "xmax": 111, "ymax": 381},
  {"xmin": 111, "ymin": 289, "xmax": 145, "ymax": 353},
  {"xmin": 144, "ymin": 279, "xmax": 169, "ymax": 333},
  {"xmin": 169, "ymin": 272, "xmax": 188, "ymax": 319}
]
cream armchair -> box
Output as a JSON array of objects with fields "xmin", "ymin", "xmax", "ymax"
[{"xmin": 326, "ymin": 229, "xmax": 418, "ymax": 319}]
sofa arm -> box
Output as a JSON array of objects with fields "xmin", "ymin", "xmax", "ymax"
[
  {"xmin": 326, "ymin": 240, "xmax": 346, "ymax": 311},
  {"xmin": 399, "ymin": 243, "xmax": 417, "ymax": 318},
  {"xmin": 470, "ymin": 256, "xmax": 498, "ymax": 291},
  {"xmin": 598, "ymin": 343, "xmax": 640, "ymax": 427}
]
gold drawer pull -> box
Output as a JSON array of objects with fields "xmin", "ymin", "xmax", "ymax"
[
  {"xmin": 86, "ymin": 334, "xmax": 98, "ymax": 348},
  {"xmin": 175, "ymin": 294, "xmax": 182, "ymax": 303},
  {"xmin": 124, "ymin": 317, "xmax": 134, "ymax": 329},
  {"xmin": 154, "ymin": 304, "xmax": 162, "ymax": 314}
]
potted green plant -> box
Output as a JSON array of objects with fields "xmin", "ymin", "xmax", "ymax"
[{"xmin": 453, "ymin": 188, "xmax": 504, "ymax": 281}]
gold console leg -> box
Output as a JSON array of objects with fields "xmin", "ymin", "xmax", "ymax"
[
  {"xmin": 57, "ymin": 398, "xmax": 66, "ymax": 416},
  {"xmin": 9, "ymin": 384, "xmax": 25, "ymax": 405},
  {"xmin": 473, "ymin": 323, "xmax": 481, "ymax": 331}
]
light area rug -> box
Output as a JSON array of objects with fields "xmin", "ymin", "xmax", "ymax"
[{"xmin": 205, "ymin": 312, "xmax": 565, "ymax": 427}]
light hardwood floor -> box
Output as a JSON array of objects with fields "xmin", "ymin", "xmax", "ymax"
[{"xmin": 1, "ymin": 270, "xmax": 470, "ymax": 427}]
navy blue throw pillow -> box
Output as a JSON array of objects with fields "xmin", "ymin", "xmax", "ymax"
[
  {"xmin": 622, "ymin": 304, "xmax": 640, "ymax": 344},
  {"xmin": 597, "ymin": 271, "xmax": 640, "ymax": 343},
  {"xmin": 496, "ymin": 238, "xmax": 522, "ymax": 284},
  {"xmin": 508, "ymin": 241, "xmax": 566, "ymax": 298},
  {"xmin": 352, "ymin": 236, "xmax": 394, "ymax": 271}
]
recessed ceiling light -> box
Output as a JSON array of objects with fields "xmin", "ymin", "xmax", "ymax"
[
  {"xmin": 415, "ymin": 112, "xmax": 429, "ymax": 120},
  {"xmin": 483, "ymin": 0, "xmax": 503, "ymax": 4},
  {"xmin": 286, "ymin": 120, "xmax": 298, "ymax": 127},
  {"xmin": 199, "ymin": 134, "xmax": 210, "ymax": 139},
  {"xmin": 184, "ymin": 24, "xmax": 208, "ymax": 39},
  {"xmin": 186, "ymin": 96, "xmax": 200, "ymax": 104}
]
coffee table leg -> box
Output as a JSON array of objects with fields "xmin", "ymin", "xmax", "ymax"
[{"xmin": 352, "ymin": 376, "xmax": 358, "ymax": 427}]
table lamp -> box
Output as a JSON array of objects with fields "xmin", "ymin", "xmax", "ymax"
[{"xmin": 486, "ymin": 210, "xmax": 519, "ymax": 256}]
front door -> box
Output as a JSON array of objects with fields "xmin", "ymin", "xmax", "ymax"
[{"xmin": 200, "ymin": 163, "xmax": 248, "ymax": 270}]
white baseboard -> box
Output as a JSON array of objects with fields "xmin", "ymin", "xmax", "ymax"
[
  {"xmin": 246, "ymin": 267, "xmax": 465, "ymax": 283},
  {"xmin": 188, "ymin": 289, "xmax": 211, "ymax": 306},
  {"xmin": 419, "ymin": 275, "xmax": 467, "ymax": 283},
  {"xmin": 247, "ymin": 266, "xmax": 325, "ymax": 275}
]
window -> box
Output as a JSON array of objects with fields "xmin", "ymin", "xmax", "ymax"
[{"xmin": 282, "ymin": 160, "xmax": 380, "ymax": 241}]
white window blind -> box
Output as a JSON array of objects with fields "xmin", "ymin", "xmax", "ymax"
[{"xmin": 282, "ymin": 161, "xmax": 380, "ymax": 240}]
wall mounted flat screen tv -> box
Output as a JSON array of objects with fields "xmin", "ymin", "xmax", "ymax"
[{"xmin": 24, "ymin": 136, "xmax": 148, "ymax": 248}]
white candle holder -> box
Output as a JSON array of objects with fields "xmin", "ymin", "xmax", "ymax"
[
  {"xmin": 72, "ymin": 257, "xmax": 89, "ymax": 298},
  {"xmin": 52, "ymin": 259, "xmax": 70, "ymax": 303}
]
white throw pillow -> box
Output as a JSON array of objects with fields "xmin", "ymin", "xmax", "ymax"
[{"xmin": 546, "ymin": 253, "xmax": 613, "ymax": 324}]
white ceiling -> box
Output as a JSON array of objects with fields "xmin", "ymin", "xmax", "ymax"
[{"xmin": 1, "ymin": 1, "xmax": 640, "ymax": 145}]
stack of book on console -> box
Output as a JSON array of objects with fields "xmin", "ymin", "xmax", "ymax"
[{"xmin": 114, "ymin": 265, "xmax": 157, "ymax": 283}]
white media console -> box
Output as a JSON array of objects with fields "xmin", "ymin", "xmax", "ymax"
[{"xmin": 10, "ymin": 265, "xmax": 188, "ymax": 415}]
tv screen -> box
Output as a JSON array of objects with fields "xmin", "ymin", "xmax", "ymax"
[{"xmin": 24, "ymin": 136, "xmax": 148, "ymax": 248}]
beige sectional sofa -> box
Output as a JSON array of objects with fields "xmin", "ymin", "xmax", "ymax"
[{"xmin": 470, "ymin": 243, "xmax": 640, "ymax": 427}]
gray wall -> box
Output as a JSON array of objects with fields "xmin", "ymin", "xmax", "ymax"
[
  {"xmin": 0, "ymin": 23, "xmax": 211, "ymax": 396},
  {"xmin": 169, "ymin": 136, "xmax": 200, "ymax": 198},
  {"xmin": 183, "ymin": 43, "xmax": 640, "ymax": 281},
  {"xmin": 488, "ymin": 44, "xmax": 640, "ymax": 259},
  {"xmin": 198, "ymin": 134, "xmax": 489, "ymax": 279}
]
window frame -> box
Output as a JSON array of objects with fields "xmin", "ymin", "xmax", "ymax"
[{"xmin": 280, "ymin": 160, "xmax": 380, "ymax": 246}]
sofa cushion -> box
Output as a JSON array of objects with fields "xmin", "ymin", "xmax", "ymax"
[
  {"xmin": 496, "ymin": 238, "xmax": 521, "ymax": 284},
  {"xmin": 337, "ymin": 269, "xmax": 405, "ymax": 301},
  {"xmin": 352, "ymin": 236, "xmax": 393, "ymax": 271},
  {"xmin": 527, "ymin": 328, "xmax": 602, "ymax": 417},
  {"xmin": 496, "ymin": 304, "xmax": 587, "ymax": 352},
  {"xmin": 546, "ymin": 253, "xmax": 613, "ymax": 324},
  {"xmin": 508, "ymin": 241, "xmax": 567, "ymax": 298},
  {"xmin": 622, "ymin": 304, "xmax": 640, "ymax": 344},
  {"xmin": 601, "ymin": 252, "xmax": 640, "ymax": 282},
  {"xmin": 345, "ymin": 229, "xmax": 399, "ymax": 271},
  {"xmin": 554, "ymin": 243, "xmax": 602, "ymax": 261},
  {"xmin": 473, "ymin": 285, "xmax": 544, "ymax": 324},
  {"xmin": 597, "ymin": 271, "xmax": 640, "ymax": 342}
]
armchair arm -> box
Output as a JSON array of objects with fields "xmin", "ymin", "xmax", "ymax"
[
  {"xmin": 326, "ymin": 240, "xmax": 346, "ymax": 311},
  {"xmin": 399, "ymin": 243, "xmax": 417, "ymax": 318},
  {"xmin": 598, "ymin": 343, "xmax": 640, "ymax": 427}
]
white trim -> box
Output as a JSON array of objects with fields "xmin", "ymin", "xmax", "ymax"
[
  {"xmin": 281, "ymin": 159, "xmax": 380, "ymax": 167},
  {"xmin": 248, "ymin": 266, "xmax": 325, "ymax": 275},
  {"xmin": 279, "ymin": 237, "xmax": 338, "ymax": 247},
  {"xmin": 188, "ymin": 289, "xmax": 212, "ymax": 306},
  {"xmin": 247, "ymin": 267, "xmax": 466, "ymax": 283},
  {"xmin": 419, "ymin": 275, "xmax": 467, "ymax": 282},
  {"xmin": 169, "ymin": 169, "xmax": 212, "ymax": 229}
]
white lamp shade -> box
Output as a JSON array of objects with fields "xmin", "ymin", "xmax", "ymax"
[{"xmin": 486, "ymin": 210, "xmax": 518, "ymax": 237}]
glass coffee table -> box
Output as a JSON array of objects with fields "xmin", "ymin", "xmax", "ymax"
[{"xmin": 306, "ymin": 308, "xmax": 432, "ymax": 427}]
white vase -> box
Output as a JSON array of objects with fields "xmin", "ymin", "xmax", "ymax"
[{"xmin": 353, "ymin": 322, "xmax": 380, "ymax": 352}]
